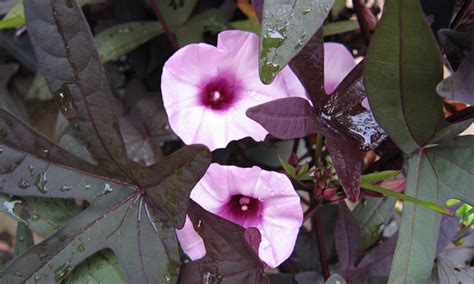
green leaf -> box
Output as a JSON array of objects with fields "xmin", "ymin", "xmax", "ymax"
[
  {"xmin": 13, "ymin": 208, "xmax": 34, "ymax": 257},
  {"xmin": 278, "ymin": 154, "xmax": 296, "ymax": 177},
  {"xmin": 0, "ymin": 0, "xmax": 24, "ymax": 29},
  {"xmin": 360, "ymin": 170, "xmax": 400, "ymax": 184},
  {"xmin": 364, "ymin": 0, "xmax": 445, "ymax": 154},
  {"xmin": 23, "ymin": 197, "xmax": 83, "ymax": 238},
  {"xmin": 323, "ymin": 20, "xmax": 359, "ymax": 36},
  {"xmin": 361, "ymin": 183, "xmax": 452, "ymax": 216},
  {"xmin": 64, "ymin": 250, "xmax": 125, "ymax": 284},
  {"xmin": 353, "ymin": 196, "xmax": 396, "ymax": 250},
  {"xmin": 175, "ymin": 9, "xmax": 230, "ymax": 46},
  {"xmin": 389, "ymin": 135, "xmax": 474, "ymax": 283},
  {"xmin": 231, "ymin": 19, "xmax": 260, "ymax": 34},
  {"xmin": 0, "ymin": 0, "xmax": 103, "ymax": 30},
  {"xmin": 26, "ymin": 21, "xmax": 163, "ymax": 101},
  {"xmin": 95, "ymin": 21, "xmax": 163, "ymax": 63},
  {"xmin": 259, "ymin": 0, "xmax": 335, "ymax": 84}
]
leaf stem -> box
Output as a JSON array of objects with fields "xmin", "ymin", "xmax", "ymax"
[
  {"xmin": 451, "ymin": 0, "xmax": 472, "ymax": 29},
  {"xmin": 352, "ymin": 0, "xmax": 372, "ymax": 45},
  {"xmin": 148, "ymin": 1, "xmax": 179, "ymax": 50},
  {"xmin": 314, "ymin": 209, "xmax": 330, "ymax": 280},
  {"xmin": 314, "ymin": 134, "xmax": 324, "ymax": 166},
  {"xmin": 361, "ymin": 183, "xmax": 453, "ymax": 216}
]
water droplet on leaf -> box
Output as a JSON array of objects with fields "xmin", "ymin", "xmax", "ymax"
[
  {"xmin": 54, "ymin": 262, "xmax": 72, "ymax": 282},
  {"xmin": 54, "ymin": 83, "xmax": 78, "ymax": 119}
]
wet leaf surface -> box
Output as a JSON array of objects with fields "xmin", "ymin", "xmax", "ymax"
[
  {"xmin": 257, "ymin": 0, "xmax": 335, "ymax": 84},
  {"xmin": 0, "ymin": 1, "xmax": 212, "ymax": 282}
]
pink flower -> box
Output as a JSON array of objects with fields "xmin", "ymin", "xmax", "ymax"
[
  {"xmin": 176, "ymin": 164, "xmax": 303, "ymax": 268},
  {"xmin": 323, "ymin": 42, "xmax": 371, "ymax": 110},
  {"xmin": 323, "ymin": 42, "xmax": 356, "ymax": 94},
  {"xmin": 161, "ymin": 30, "xmax": 305, "ymax": 150}
]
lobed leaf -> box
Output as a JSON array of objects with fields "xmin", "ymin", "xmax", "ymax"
[
  {"xmin": 364, "ymin": 0, "xmax": 446, "ymax": 154},
  {"xmin": 389, "ymin": 136, "xmax": 474, "ymax": 283},
  {"xmin": 24, "ymin": 0, "xmax": 134, "ymax": 180},
  {"xmin": 246, "ymin": 97, "xmax": 319, "ymax": 139},
  {"xmin": 27, "ymin": 21, "xmax": 164, "ymax": 101}
]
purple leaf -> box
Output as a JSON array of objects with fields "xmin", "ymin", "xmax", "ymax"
[
  {"xmin": 246, "ymin": 97, "xmax": 320, "ymax": 139},
  {"xmin": 334, "ymin": 202, "xmax": 361, "ymax": 278},
  {"xmin": 120, "ymin": 95, "xmax": 176, "ymax": 167},
  {"xmin": 178, "ymin": 201, "xmax": 269, "ymax": 284},
  {"xmin": 24, "ymin": 0, "xmax": 134, "ymax": 180},
  {"xmin": 325, "ymin": 134, "xmax": 363, "ymax": 202},
  {"xmin": 289, "ymin": 29, "xmax": 325, "ymax": 105},
  {"xmin": 0, "ymin": 0, "xmax": 212, "ymax": 282},
  {"xmin": 436, "ymin": 204, "xmax": 462, "ymax": 255},
  {"xmin": 144, "ymin": 145, "xmax": 211, "ymax": 228},
  {"xmin": 437, "ymin": 51, "xmax": 474, "ymax": 105},
  {"xmin": 348, "ymin": 235, "xmax": 398, "ymax": 281}
]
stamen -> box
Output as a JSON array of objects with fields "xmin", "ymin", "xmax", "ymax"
[
  {"xmin": 211, "ymin": 91, "xmax": 221, "ymax": 101},
  {"xmin": 241, "ymin": 205, "xmax": 248, "ymax": 211}
]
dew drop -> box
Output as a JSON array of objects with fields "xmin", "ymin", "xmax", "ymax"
[
  {"xmin": 34, "ymin": 172, "xmax": 48, "ymax": 194},
  {"xmin": 34, "ymin": 274, "xmax": 41, "ymax": 283},
  {"xmin": 84, "ymin": 184, "xmax": 91, "ymax": 190},
  {"xmin": 103, "ymin": 183, "xmax": 113, "ymax": 194},
  {"xmin": 18, "ymin": 178, "xmax": 30, "ymax": 189},
  {"xmin": 118, "ymin": 28, "xmax": 130, "ymax": 33},
  {"xmin": 77, "ymin": 243, "xmax": 85, "ymax": 252},
  {"xmin": 54, "ymin": 262, "xmax": 72, "ymax": 282},
  {"xmin": 0, "ymin": 148, "xmax": 3, "ymax": 154},
  {"xmin": 54, "ymin": 83, "xmax": 77, "ymax": 119},
  {"xmin": 59, "ymin": 185, "xmax": 73, "ymax": 192},
  {"xmin": 28, "ymin": 165, "xmax": 34, "ymax": 176}
]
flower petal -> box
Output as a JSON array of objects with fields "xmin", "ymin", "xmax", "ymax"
[
  {"xmin": 188, "ymin": 164, "xmax": 303, "ymax": 268},
  {"xmin": 324, "ymin": 42, "xmax": 356, "ymax": 94},
  {"xmin": 175, "ymin": 216, "xmax": 206, "ymax": 260}
]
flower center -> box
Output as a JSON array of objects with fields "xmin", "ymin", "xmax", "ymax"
[
  {"xmin": 200, "ymin": 76, "xmax": 240, "ymax": 110},
  {"xmin": 219, "ymin": 194, "xmax": 262, "ymax": 228}
]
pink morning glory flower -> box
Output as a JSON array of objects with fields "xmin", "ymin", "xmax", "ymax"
[
  {"xmin": 161, "ymin": 30, "xmax": 306, "ymax": 150},
  {"xmin": 323, "ymin": 42, "xmax": 371, "ymax": 110},
  {"xmin": 176, "ymin": 164, "xmax": 303, "ymax": 268},
  {"xmin": 323, "ymin": 42, "xmax": 356, "ymax": 94}
]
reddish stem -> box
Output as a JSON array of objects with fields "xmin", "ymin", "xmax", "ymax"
[
  {"xmin": 352, "ymin": 0, "xmax": 373, "ymax": 45},
  {"xmin": 148, "ymin": 1, "xmax": 179, "ymax": 50},
  {"xmin": 314, "ymin": 208, "xmax": 330, "ymax": 280}
]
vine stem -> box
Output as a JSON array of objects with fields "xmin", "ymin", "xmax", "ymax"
[
  {"xmin": 352, "ymin": 0, "xmax": 373, "ymax": 45},
  {"xmin": 148, "ymin": 1, "xmax": 179, "ymax": 50},
  {"xmin": 314, "ymin": 208, "xmax": 330, "ymax": 280},
  {"xmin": 451, "ymin": 0, "xmax": 472, "ymax": 29}
]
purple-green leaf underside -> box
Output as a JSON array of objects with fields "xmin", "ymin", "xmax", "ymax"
[
  {"xmin": 364, "ymin": 0, "xmax": 446, "ymax": 154},
  {"xmin": 246, "ymin": 97, "xmax": 319, "ymax": 139},
  {"xmin": 389, "ymin": 135, "xmax": 474, "ymax": 283}
]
